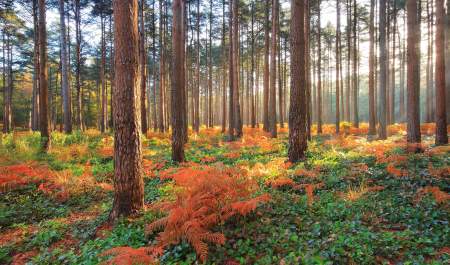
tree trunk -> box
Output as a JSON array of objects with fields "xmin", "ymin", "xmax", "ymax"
[
  {"xmin": 352, "ymin": 0, "xmax": 358, "ymax": 128},
  {"xmin": 345, "ymin": 0, "xmax": 351, "ymax": 121},
  {"xmin": 221, "ymin": 0, "xmax": 227, "ymax": 133},
  {"xmin": 207, "ymin": 0, "xmax": 213, "ymax": 128},
  {"xmin": 446, "ymin": 0, "xmax": 450, "ymax": 125},
  {"xmin": 193, "ymin": 0, "xmax": 200, "ymax": 133},
  {"xmin": 390, "ymin": 8, "xmax": 397, "ymax": 125},
  {"xmin": 435, "ymin": 0, "xmax": 448, "ymax": 145},
  {"xmin": 305, "ymin": 1, "xmax": 311, "ymax": 139},
  {"xmin": 100, "ymin": 15, "xmax": 107, "ymax": 133},
  {"xmin": 288, "ymin": 0, "xmax": 307, "ymax": 162},
  {"xmin": 158, "ymin": 0, "xmax": 166, "ymax": 132},
  {"xmin": 368, "ymin": 0, "xmax": 376, "ymax": 135},
  {"xmin": 32, "ymin": 0, "xmax": 40, "ymax": 131},
  {"xmin": 378, "ymin": 0, "xmax": 387, "ymax": 139},
  {"xmin": 171, "ymin": 0, "xmax": 186, "ymax": 161},
  {"xmin": 38, "ymin": 0, "xmax": 50, "ymax": 150},
  {"xmin": 152, "ymin": 0, "xmax": 157, "ymax": 131},
  {"xmin": 278, "ymin": 27, "xmax": 283, "ymax": 129},
  {"xmin": 400, "ymin": 13, "xmax": 406, "ymax": 123},
  {"xmin": 110, "ymin": 0, "xmax": 144, "ymax": 220},
  {"xmin": 228, "ymin": 0, "xmax": 235, "ymax": 140},
  {"xmin": 232, "ymin": 0, "xmax": 242, "ymax": 137},
  {"xmin": 335, "ymin": 0, "xmax": 341, "ymax": 134},
  {"xmin": 140, "ymin": 0, "xmax": 148, "ymax": 135},
  {"xmin": 317, "ymin": 1, "xmax": 322, "ymax": 134},
  {"xmin": 426, "ymin": 0, "xmax": 433, "ymax": 123},
  {"xmin": 263, "ymin": 0, "xmax": 270, "ymax": 132},
  {"xmin": 406, "ymin": 0, "xmax": 421, "ymax": 145},
  {"xmin": 269, "ymin": 0, "xmax": 278, "ymax": 138},
  {"xmin": 250, "ymin": 1, "xmax": 256, "ymax": 128},
  {"xmin": 74, "ymin": 0, "xmax": 83, "ymax": 131}
]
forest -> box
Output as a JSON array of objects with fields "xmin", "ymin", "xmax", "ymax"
[{"xmin": 0, "ymin": 0, "xmax": 449, "ymax": 264}]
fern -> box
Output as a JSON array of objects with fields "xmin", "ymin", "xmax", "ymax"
[
  {"xmin": 145, "ymin": 165, "xmax": 270, "ymax": 262},
  {"xmin": 100, "ymin": 246, "xmax": 157, "ymax": 265}
]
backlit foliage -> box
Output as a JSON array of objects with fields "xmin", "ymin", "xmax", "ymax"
[
  {"xmin": 417, "ymin": 186, "xmax": 450, "ymax": 204},
  {"xmin": 100, "ymin": 246, "xmax": 157, "ymax": 265},
  {"xmin": 146, "ymin": 164, "xmax": 270, "ymax": 261}
]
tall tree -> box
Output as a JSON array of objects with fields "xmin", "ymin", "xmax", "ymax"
[
  {"xmin": 368, "ymin": 0, "xmax": 376, "ymax": 135},
  {"xmin": 172, "ymin": 0, "xmax": 186, "ymax": 161},
  {"xmin": 232, "ymin": 0, "xmax": 242, "ymax": 137},
  {"xmin": 193, "ymin": 0, "xmax": 200, "ymax": 133},
  {"xmin": 425, "ymin": 0, "xmax": 434, "ymax": 123},
  {"xmin": 446, "ymin": 0, "xmax": 450, "ymax": 124},
  {"xmin": 139, "ymin": 0, "xmax": 147, "ymax": 134},
  {"xmin": 110, "ymin": 0, "xmax": 144, "ymax": 220},
  {"xmin": 38, "ymin": 0, "xmax": 50, "ymax": 150},
  {"xmin": 305, "ymin": 1, "xmax": 311, "ymax": 139},
  {"xmin": 317, "ymin": 0, "xmax": 322, "ymax": 134},
  {"xmin": 263, "ymin": 0, "xmax": 270, "ymax": 132},
  {"xmin": 207, "ymin": 0, "xmax": 213, "ymax": 128},
  {"xmin": 59, "ymin": 0, "xmax": 72, "ymax": 134},
  {"xmin": 288, "ymin": 0, "xmax": 307, "ymax": 162},
  {"xmin": 352, "ymin": 0, "xmax": 358, "ymax": 127},
  {"xmin": 32, "ymin": 0, "xmax": 40, "ymax": 131},
  {"xmin": 378, "ymin": 0, "xmax": 387, "ymax": 139},
  {"xmin": 335, "ymin": 0, "xmax": 341, "ymax": 134},
  {"xmin": 221, "ymin": 0, "xmax": 227, "ymax": 133},
  {"xmin": 250, "ymin": 1, "xmax": 256, "ymax": 128},
  {"xmin": 74, "ymin": 0, "xmax": 83, "ymax": 130},
  {"xmin": 269, "ymin": 0, "xmax": 278, "ymax": 138},
  {"xmin": 158, "ymin": 0, "xmax": 166, "ymax": 132},
  {"xmin": 406, "ymin": 0, "xmax": 421, "ymax": 146},
  {"xmin": 435, "ymin": 0, "xmax": 448, "ymax": 145}
]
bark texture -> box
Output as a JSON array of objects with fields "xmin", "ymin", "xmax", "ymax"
[
  {"xmin": 110, "ymin": 0, "xmax": 144, "ymax": 220},
  {"xmin": 435, "ymin": 0, "xmax": 448, "ymax": 144},
  {"xmin": 171, "ymin": 0, "xmax": 186, "ymax": 162},
  {"xmin": 406, "ymin": 0, "xmax": 421, "ymax": 144},
  {"xmin": 288, "ymin": 0, "xmax": 307, "ymax": 162},
  {"xmin": 38, "ymin": 0, "xmax": 50, "ymax": 150}
]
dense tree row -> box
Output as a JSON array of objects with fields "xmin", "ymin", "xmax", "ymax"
[{"xmin": 1, "ymin": 0, "xmax": 448, "ymax": 218}]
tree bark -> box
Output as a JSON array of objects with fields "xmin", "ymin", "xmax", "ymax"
[
  {"xmin": 368, "ymin": 0, "xmax": 376, "ymax": 135},
  {"xmin": 38, "ymin": 0, "xmax": 50, "ymax": 150},
  {"xmin": 228, "ymin": 0, "xmax": 235, "ymax": 140},
  {"xmin": 221, "ymin": 0, "xmax": 227, "ymax": 133},
  {"xmin": 193, "ymin": 0, "xmax": 200, "ymax": 133},
  {"xmin": 110, "ymin": 0, "xmax": 144, "ymax": 220},
  {"xmin": 317, "ymin": 1, "xmax": 322, "ymax": 134},
  {"xmin": 288, "ymin": 0, "xmax": 307, "ymax": 163},
  {"xmin": 232, "ymin": 0, "xmax": 242, "ymax": 137},
  {"xmin": 269, "ymin": 0, "xmax": 278, "ymax": 138},
  {"xmin": 59, "ymin": 0, "xmax": 72, "ymax": 133},
  {"xmin": 378, "ymin": 0, "xmax": 387, "ymax": 139},
  {"xmin": 158, "ymin": 0, "xmax": 166, "ymax": 132},
  {"xmin": 263, "ymin": 0, "xmax": 270, "ymax": 132},
  {"xmin": 32, "ymin": 0, "xmax": 40, "ymax": 131},
  {"xmin": 74, "ymin": 0, "xmax": 83, "ymax": 131},
  {"xmin": 435, "ymin": 0, "xmax": 448, "ymax": 145},
  {"xmin": 139, "ymin": 0, "xmax": 148, "ymax": 135},
  {"xmin": 250, "ymin": 1, "xmax": 256, "ymax": 128},
  {"xmin": 335, "ymin": 0, "xmax": 341, "ymax": 134},
  {"xmin": 352, "ymin": 0, "xmax": 358, "ymax": 128},
  {"xmin": 305, "ymin": 1, "xmax": 311, "ymax": 139},
  {"xmin": 446, "ymin": 0, "xmax": 450, "ymax": 125},
  {"xmin": 100, "ymin": 14, "xmax": 107, "ymax": 133},
  {"xmin": 171, "ymin": 0, "xmax": 186, "ymax": 161},
  {"xmin": 406, "ymin": 0, "xmax": 421, "ymax": 145}
]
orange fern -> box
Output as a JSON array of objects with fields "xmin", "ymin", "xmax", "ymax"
[
  {"xmin": 100, "ymin": 246, "xmax": 157, "ymax": 265},
  {"xmin": 417, "ymin": 186, "xmax": 450, "ymax": 204},
  {"xmin": 146, "ymin": 165, "xmax": 270, "ymax": 262}
]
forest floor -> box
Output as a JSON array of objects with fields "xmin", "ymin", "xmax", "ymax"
[{"xmin": 0, "ymin": 124, "xmax": 449, "ymax": 265}]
